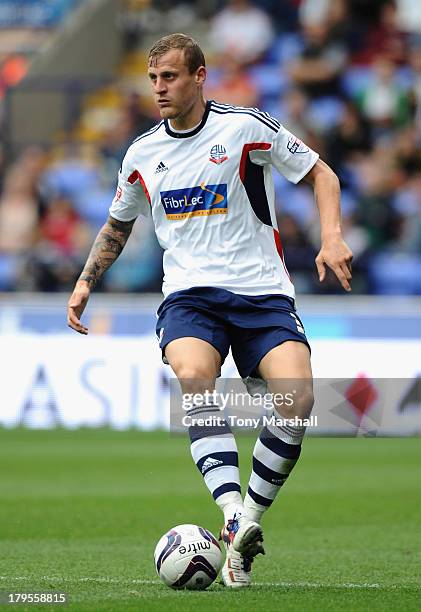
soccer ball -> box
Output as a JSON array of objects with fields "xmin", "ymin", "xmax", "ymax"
[{"xmin": 154, "ymin": 524, "xmax": 222, "ymax": 590}]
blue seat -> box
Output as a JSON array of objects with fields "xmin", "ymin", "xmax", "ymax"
[
  {"xmin": 265, "ymin": 33, "xmax": 304, "ymax": 64},
  {"xmin": 342, "ymin": 66, "xmax": 414, "ymax": 98},
  {"xmin": 248, "ymin": 64, "xmax": 288, "ymax": 97},
  {"xmin": 75, "ymin": 187, "xmax": 115, "ymax": 230},
  {"xmin": 309, "ymin": 97, "xmax": 344, "ymax": 131},
  {"xmin": 0, "ymin": 254, "xmax": 18, "ymax": 290},
  {"xmin": 341, "ymin": 67, "xmax": 373, "ymax": 97},
  {"xmin": 368, "ymin": 253, "xmax": 421, "ymax": 294}
]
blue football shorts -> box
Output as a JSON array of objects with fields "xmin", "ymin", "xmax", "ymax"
[{"xmin": 155, "ymin": 286, "xmax": 310, "ymax": 379}]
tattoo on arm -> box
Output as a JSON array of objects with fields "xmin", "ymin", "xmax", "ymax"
[{"xmin": 79, "ymin": 215, "xmax": 135, "ymax": 289}]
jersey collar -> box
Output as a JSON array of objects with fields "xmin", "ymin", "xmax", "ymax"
[{"xmin": 164, "ymin": 100, "xmax": 211, "ymax": 139}]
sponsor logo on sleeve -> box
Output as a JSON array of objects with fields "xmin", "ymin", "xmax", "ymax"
[
  {"xmin": 287, "ymin": 136, "xmax": 309, "ymax": 154},
  {"xmin": 160, "ymin": 183, "xmax": 228, "ymax": 220}
]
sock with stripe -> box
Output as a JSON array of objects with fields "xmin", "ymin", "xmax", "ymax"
[
  {"xmin": 188, "ymin": 403, "xmax": 244, "ymax": 522},
  {"xmin": 244, "ymin": 413, "xmax": 305, "ymax": 523}
]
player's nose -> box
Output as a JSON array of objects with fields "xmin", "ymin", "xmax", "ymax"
[{"xmin": 154, "ymin": 77, "xmax": 167, "ymax": 93}]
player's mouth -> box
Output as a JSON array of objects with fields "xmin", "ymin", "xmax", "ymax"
[{"xmin": 157, "ymin": 99, "xmax": 171, "ymax": 107}]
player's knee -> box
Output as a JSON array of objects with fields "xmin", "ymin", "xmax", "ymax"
[
  {"xmin": 175, "ymin": 363, "xmax": 216, "ymax": 380},
  {"xmin": 273, "ymin": 385, "xmax": 314, "ymax": 419},
  {"xmin": 174, "ymin": 364, "xmax": 217, "ymax": 394},
  {"xmin": 295, "ymin": 387, "xmax": 314, "ymax": 418}
]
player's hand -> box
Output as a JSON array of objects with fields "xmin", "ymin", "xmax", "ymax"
[
  {"xmin": 315, "ymin": 234, "xmax": 353, "ymax": 292},
  {"xmin": 67, "ymin": 281, "xmax": 90, "ymax": 334}
]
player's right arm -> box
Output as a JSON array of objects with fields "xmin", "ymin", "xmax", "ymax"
[
  {"xmin": 67, "ymin": 215, "xmax": 135, "ymax": 334},
  {"xmin": 67, "ymin": 143, "xmax": 151, "ymax": 335}
]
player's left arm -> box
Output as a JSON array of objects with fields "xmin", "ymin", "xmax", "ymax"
[
  {"xmin": 304, "ymin": 159, "xmax": 353, "ymax": 292},
  {"xmin": 246, "ymin": 115, "xmax": 352, "ymax": 290}
]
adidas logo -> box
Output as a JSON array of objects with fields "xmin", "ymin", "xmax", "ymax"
[
  {"xmin": 155, "ymin": 161, "xmax": 168, "ymax": 174},
  {"xmin": 201, "ymin": 456, "xmax": 223, "ymax": 474}
]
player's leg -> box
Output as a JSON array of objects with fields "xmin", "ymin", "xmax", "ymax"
[
  {"xmin": 165, "ymin": 337, "xmax": 245, "ymax": 522},
  {"xmin": 244, "ymin": 340, "xmax": 313, "ymax": 524},
  {"xmin": 157, "ymin": 291, "xmax": 265, "ymax": 586},
  {"xmin": 166, "ymin": 337, "xmax": 263, "ymax": 587}
]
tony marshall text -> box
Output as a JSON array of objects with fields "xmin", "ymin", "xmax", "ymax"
[{"xmin": 182, "ymin": 415, "xmax": 318, "ymax": 428}]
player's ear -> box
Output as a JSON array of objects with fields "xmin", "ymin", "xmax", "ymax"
[{"xmin": 196, "ymin": 66, "xmax": 206, "ymax": 84}]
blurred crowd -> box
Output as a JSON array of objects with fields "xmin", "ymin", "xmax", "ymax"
[{"xmin": 0, "ymin": 0, "xmax": 421, "ymax": 294}]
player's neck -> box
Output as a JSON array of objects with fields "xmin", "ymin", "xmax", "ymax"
[{"xmin": 169, "ymin": 97, "xmax": 207, "ymax": 132}]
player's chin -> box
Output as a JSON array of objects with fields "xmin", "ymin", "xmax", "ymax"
[{"xmin": 157, "ymin": 105, "xmax": 176, "ymax": 119}]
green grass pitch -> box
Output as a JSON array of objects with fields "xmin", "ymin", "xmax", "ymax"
[{"xmin": 0, "ymin": 429, "xmax": 420, "ymax": 611}]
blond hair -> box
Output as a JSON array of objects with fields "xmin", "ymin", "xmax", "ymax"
[{"xmin": 148, "ymin": 33, "xmax": 205, "ymax": 73}]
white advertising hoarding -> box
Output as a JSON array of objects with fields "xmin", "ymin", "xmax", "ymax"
[{"xmin": 0, "ymin": 334, "xmax": 420, "ymax": 434}]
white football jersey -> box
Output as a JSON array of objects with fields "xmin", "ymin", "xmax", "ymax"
[{"xmin": 109, "ymin": 100, "xmax": 318, "ymax": 299}]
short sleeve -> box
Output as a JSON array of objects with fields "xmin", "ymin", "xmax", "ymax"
[
  {"xmin": 109, "ymin": 148, "xmax": 151, "ymax": 221},
  {"xmin": 269, "ymin": 125, "xmax": 319, "ymax": 184}
]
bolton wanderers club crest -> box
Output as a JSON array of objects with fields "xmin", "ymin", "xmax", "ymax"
[{"xmin": 209, "ymin": 144, "xmax": 228, "ymax": 164}]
